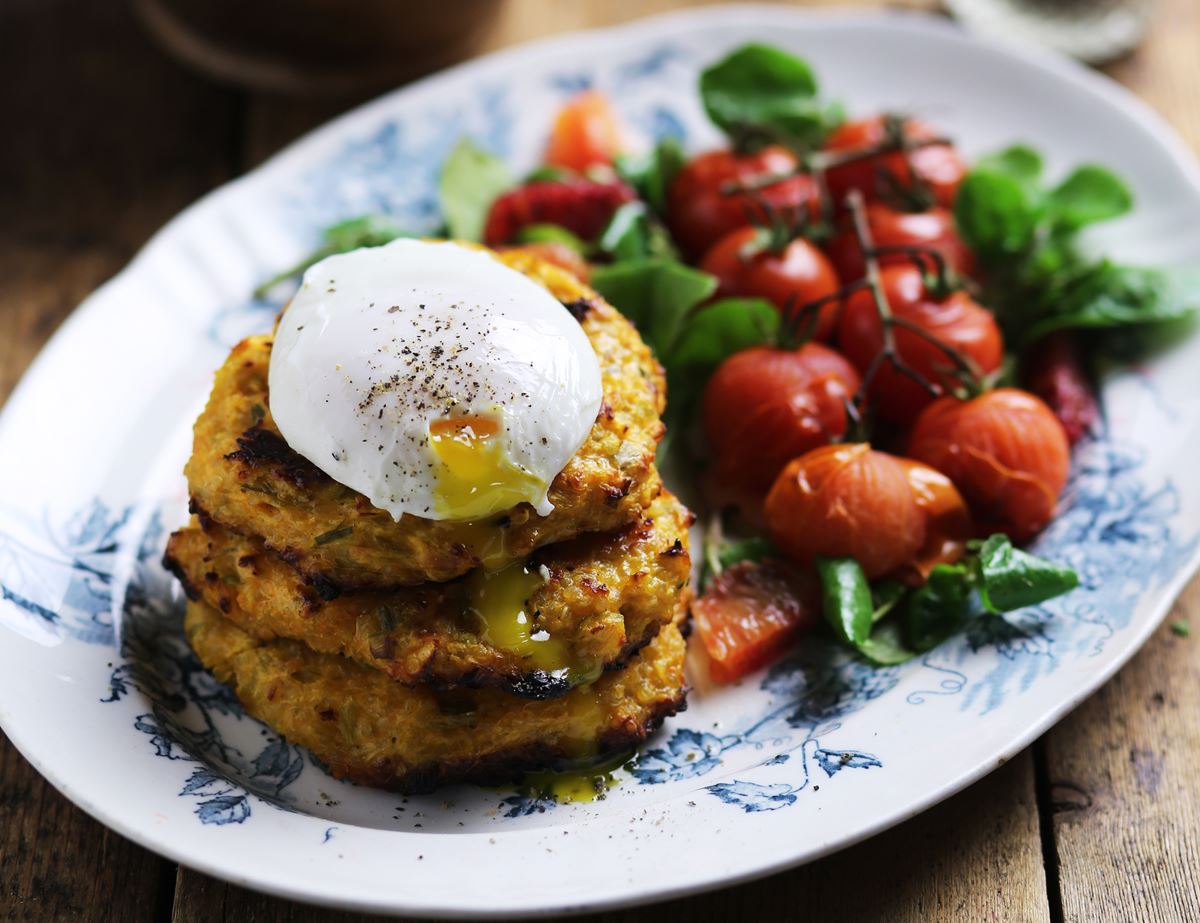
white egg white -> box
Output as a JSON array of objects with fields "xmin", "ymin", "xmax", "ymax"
[{"xmin": 268, "ymin": 239, "xmax": 603, "ymax": 522}]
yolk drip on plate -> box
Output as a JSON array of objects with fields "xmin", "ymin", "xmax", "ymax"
[
  {"xmin": 520, "ymin": 749, "xmax": 632, "ymax": 803},
  {"xmin": 429, "ymin": 416, "xmax": 547, "ymax": 521},
  {"xmin": 463, "ymin": 560, "xmax": 571, "ymax": 675}
]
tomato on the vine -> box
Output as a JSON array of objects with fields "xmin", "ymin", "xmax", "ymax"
[
  {"xmin": 825, "ymin": 203, "xmax": 975, "ymax": 284},
  {"xmin": 693, "ymin": 559, "xmax": 821, "ymax": 683},
  {"xmin": 894, "ymin": 458, "xmax": 971, "ymax": 582},
  {"xmin": 824, "ymin": 115, "xmax": 965, "ymax": 209},
  {"xmin": 698, "ymin": 227, "xmax": 841, "ymax": 338},
  {"xmin": 666, "ymin": 146, "xmax": 821, "ymax": 259},
  {"xmin": 764, "ymin": 444, "xmax": 971, "ymax": 581},
  {"xmin": 543, "ymin": 91, "xmax": 626, "ymax": 173},
  {"xmin": 907, "ymin": 389, "xmax": 1070, "ymax": 541},
  {"xmin": 765, "ymin": 444, "xmax": 923, "ymax": 579},
  {"xmin": 837, "ymin": 264, "xmax": 1004, "ymax": 426},
  {"xmin": 702, "ymin": 343, "xmax": 860, "ymax": 496}
]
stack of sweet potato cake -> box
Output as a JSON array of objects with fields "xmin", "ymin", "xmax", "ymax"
[{"xmin": 164, "ymin": 250, "xmax": 692, "ymax": 793}]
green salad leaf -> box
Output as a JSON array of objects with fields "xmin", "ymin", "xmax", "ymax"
[
  {"xmin": 438, "ymin": 138, "xmax": 512, "ymax": 241},
  {"xmin": 870, "ymin": 580, "xmax": 906, "ymax": 624},
  {"xmin": 1024, "ymin": 262, "xmax": 1200, "ymax": 344},
  {"xmin": 810, "ymin": 535, "xmax": 1077, "ymax": 664},
  {"xmin": 975, "ymin": 144, "xmax": 1043, "ymax": 188},
  {"xmin": 252, "ymin": 214, "xmax": 409, "ymax": 297},
  {"xmin": 858, "ymin": 621, "xmax": 916, "ymax": 666},
  {"xmin": 700, "ymin": 532, "xmax": 777, "ymax": 592},
  {"xmin": 954, "ymin": 169, "xmax": 1039, "ymax": 258},
  {"xmin": 1045, "ymin": 165, "xmax": 1133, "ymax": 232},
  {"xmin": 816, "ymin": 556, "xmax": 874, "ymax": 646},
  {"xmin": 903, "ymin": 563, "xmax": 973, "ymax": 652},
  {"xmin": 668, "ymin": 297, "xmax": 779, "ymax": 389},
  {"xmin": 589, "ymin": 258, "xmax": 716, "ymax": 356},
  {"xmin": 513, "ymin": 223, "xmax": 589, "ymax": 253},
  {"xmin": 590, "ymin": 261, "xmax": 782, "ymax": 466},
  {"xmin": 699, "ymin": 43, "xmax": 839, "ymax": 149},
  {"xmin": 616, "ymin": 137, "xmax": 686, "ymax": 215},
  {"xmin": 596, "ymin": 201, "xmax": 677, "ymax": 262},
  {"xmin": 954, "ymin": 144, "xmax": 1197, "ymax": 353},
  {"xmin": 973, "ymin": 534, "xmax": 1079, "ymax": 613}
]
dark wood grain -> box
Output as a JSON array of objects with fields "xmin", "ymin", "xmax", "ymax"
[
  {"xmin": 1043, "ymin": 586, "xmax": 1200, "ymax": 922},
  {"xmin": 0, "ymin": 1, "xmax": 238, "ymax": 920}
]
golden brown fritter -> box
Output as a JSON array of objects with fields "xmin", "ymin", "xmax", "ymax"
[
  {"xmin": 165, "ymin": 492, "xmax": 692, "ymax": 699},
  {"xmin": 185, "ymin": 599, "xmax": 688, "ymax": 793},
  {"xmin": 185, "ymin": 251, "xmax": 666, "ymax": 591}
]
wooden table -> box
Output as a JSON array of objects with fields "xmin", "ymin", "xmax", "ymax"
[{"xmin": 2, "ymin": 1, "xmax": 1197, "ymax": 920}]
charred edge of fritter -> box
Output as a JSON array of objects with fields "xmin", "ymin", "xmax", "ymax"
[
  {"xmin": 224, "ymin": 425, "xmax": 328, "ymax": 489},
  {"xmin": 405, "ymin": 616, "xmax": 671, "ymax": 701},
  {"xmin": 561, "ymin": 297, "xmax": 594, "ymax": 323},
  {"xmin": 161, "ymin": 537, "xmax": 201, "ymax": 601},
  {"xmin": 331, "ymin": 684, "xmax": 689, "ymax": 794},
  {"xmin": 405, "ymin": 656, "xmax": 570, "ymax": 700}
]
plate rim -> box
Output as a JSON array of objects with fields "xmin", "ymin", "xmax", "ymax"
[{"xmin": 2, "ymin": 5, "xmax": 1200, "ymax": 917}]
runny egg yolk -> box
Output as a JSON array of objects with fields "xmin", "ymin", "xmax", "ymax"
[
  {"xmin": 464, "ymin": 561, "xmax": 570, "ymax": 674},
  {"xmin": 429, "ymin": 416, "xmax": 547, "ymax": 521}
]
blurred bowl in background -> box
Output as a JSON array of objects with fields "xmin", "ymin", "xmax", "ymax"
[
  {"xmin": 133, "ymin": 0, "xmax": 505, "ymax": 94},
  {"xmin": 945, "ymin": 0, "xmax": 1155, "ymax": 65}
]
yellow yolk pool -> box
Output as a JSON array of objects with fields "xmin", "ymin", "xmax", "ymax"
[
  {"xmin": 429, "ymin": 416, "xmax": 547, "ymax": 521},
  {"xmin": 464, "ymin": 560, "xmax": 570, "ymax": 674}
]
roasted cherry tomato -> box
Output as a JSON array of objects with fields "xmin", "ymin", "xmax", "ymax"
[
  {"xmin": 544, "ymin": 91, "xmax": 626, "ymax": 173},
  {"xmin": 907, "ymin": 389, "xmax": 1070, "ymax": 541},
  {"xmin": 666, "ymin": 146, "xmax": 821, "ymax": 259},
  {"xmin": 702, "ymin": 343, "xmax": 860, "ymax": 496},
  {"xmin": 824, "ymin": 116, "xmax": 966, "ymax": 209},
  {"xmin": 765, "ymin": 443, "xmax": 926, "ymax": 579},
  {"xmin": 499, "ymin": 241, "xmax": 590, "ymax": 281},
  {"xmin": 483, "ymin": 177, "xmax": 635, "ymax": 247},
  {"xmin": 837, "ymin": 264, "xmax": 1004, "ymax": 426},
  {"xmin": 699, "ymin": 227, "xmax": 842, "ymax": 338},
  {"xmin": 825, "ymin": 203, "xmax": 975, "ymax": 284},
  {"xmin": 693, "ymin": 559, "xmax": 821, "ymax": 683},
  {"xmin": 1023, "ymin": 333, "xmax": 1098, "ymax": 445},
  {"xmin": 895, "ymin": 458, "xmax": 971, "ymax": 583}
]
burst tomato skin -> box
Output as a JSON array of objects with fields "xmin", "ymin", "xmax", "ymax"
[
  {"xmin": 699, "ymin": 227, "xmax": 842, "ymax": 339},
  {"xmin": 1023, "ymin": 333, "xmax": 1098, "ymax": 445},
  {"xmin": 837, "ymin": 264, "xmax": 1004, "ymax": 426},
  {"xmin": 824, "ymin": 116, "xmax": 965, "ymax": 209},
  {"xmin": 907, "ymin": 389, "xmax": 1070, "ymax": 541},
  {"xmin": 825, "ymin": 203, "xmax": 975, "ymax": 284},
  {"xmin": 894, "ymin": 458, "xmax": 971, "ymax": 583},
  {"xmin": 483, "ymin": 178, "xmax": 635, "ymax": 246},
  {"xmin": 693, "ymin": 559, "xmax": 821, "ymax": 683},
  {"xmin": 765, "ymin": 443, "xmax": 926, "ymax": 579},
  {"xmin": 702, "ymin": 344, "xmax": 861, "ymax": 496},
  {"xmin": 666, "ymin": 146, "xmax": 821, "ymax": 259},
  {"xmin": 544, "ymin": 91, "xmax": 625, "ymax": 172}
]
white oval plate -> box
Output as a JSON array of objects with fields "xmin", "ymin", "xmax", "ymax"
[{"xmin": 2, "ymin": 6, "xmax": 1198, "ymax": 918}]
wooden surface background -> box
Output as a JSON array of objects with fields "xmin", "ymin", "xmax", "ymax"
[{"xmin": 1, "ymin": 1, "xmax": 1197, "ymax": 920}]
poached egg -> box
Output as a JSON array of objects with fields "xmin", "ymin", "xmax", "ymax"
[{"xmin": 269, "ymin": 239, "xmax": 603, "ymax": 523}]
